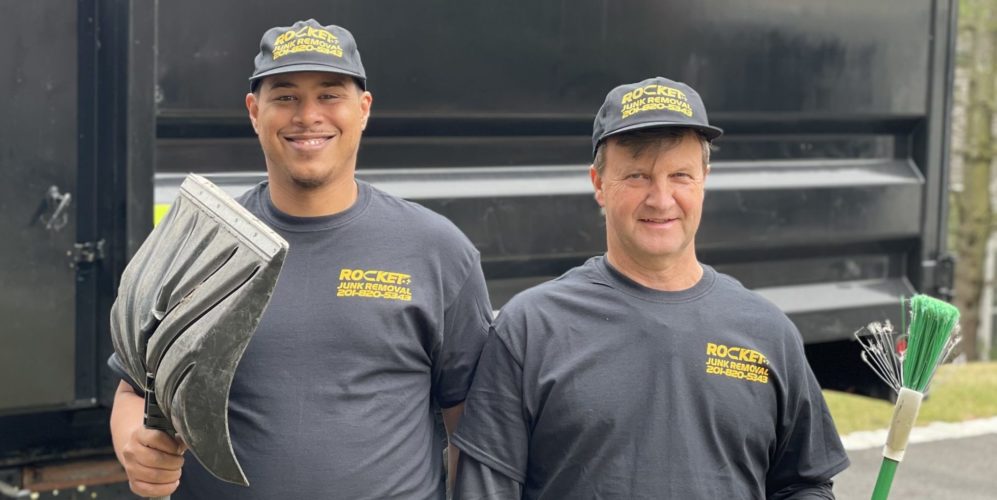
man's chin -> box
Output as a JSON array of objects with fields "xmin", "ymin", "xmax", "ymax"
[
  {"xmin": 630, "ymin": 240, "xmax": 692, "ymax": 261},
  {"xmin": 290, "ymin": 176, "xmax": 329, "ymax": 190}
]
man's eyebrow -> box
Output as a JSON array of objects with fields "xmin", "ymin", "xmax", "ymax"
[
  {"xmin": 318, "ymin": 79, "xmax": 348, "ymax": 89},
  {"xmin": 268, "ymin": 79, "xmax": 347, "ymax": 90},
  {"xmin": 268, "ymin": 80, "xmax": 297, "ymax": 90}
]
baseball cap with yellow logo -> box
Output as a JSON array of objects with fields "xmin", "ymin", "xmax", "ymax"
[
  {"xmin": 249, "ymin": 19, "xmax": 366, "ymax": 91},
  {"xmin": 592, "ymin": 76, "xmax": 722, "ymax": 157}
]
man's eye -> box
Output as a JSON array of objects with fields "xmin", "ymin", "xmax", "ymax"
[
  {"xmin": 320, "ymin": 93, "xmax": 342, "ymax": 100},
  {"xmin": 274, "ymin": 95, "xmax": 296, "ymax": 102},
  {"xmin": 627, "ymin": 173, "xmax": 646, "ymax": 180}
]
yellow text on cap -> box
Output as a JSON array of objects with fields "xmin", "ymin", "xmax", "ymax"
[{"xmin": 621, "ymin": 85, "xmax": 687, "ymax": 104}]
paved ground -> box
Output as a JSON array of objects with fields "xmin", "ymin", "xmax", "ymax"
[{"xmin": 833, "ymin": 434, "xmax": 997, "ymax": 499}]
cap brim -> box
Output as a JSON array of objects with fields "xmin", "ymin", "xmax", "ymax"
[
  {"xmin": 249, "ymin": 63, "xmax": 366, "ymax": 89},
  {"xmin": 593, "ymin": 120, "xmax": 723, "ymax": 157},
  {"xmin": 604, "ymin": 121, "xmax": 723, "ymax": 142}
]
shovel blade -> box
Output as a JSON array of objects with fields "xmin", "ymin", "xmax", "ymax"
[{"xmin": 110, "ymin": 174, "xmax": 288, "ymax": 487}]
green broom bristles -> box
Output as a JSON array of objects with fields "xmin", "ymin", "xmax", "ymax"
[
  {"xmin": 902, "ymin": 295, "xmax": 960, "ymax": 392},
  {"xmin": 867, "ymin": 294, "xmax": 960, "ymax": 500}
]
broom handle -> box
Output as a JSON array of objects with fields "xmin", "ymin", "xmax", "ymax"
[
  {"xmin": 872, "ymin": 388, "xmax": 923, "ymax": 499},
  {"xmin": 883, "ymin": 388, "xmax": 923, "ymax": 461},
  {"xmin": 871, "ymin": 458, "xmax": 898, "ymax": 500}
]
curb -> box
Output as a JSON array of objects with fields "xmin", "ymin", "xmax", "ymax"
[{"xmin": 840, "ymin": 416, "xmax": 997, "ymax": 451}]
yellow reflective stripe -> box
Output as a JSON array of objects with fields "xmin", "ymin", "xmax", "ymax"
[{"xmin": 153, "ymin": 203, "xmax": 171, "ymax": 227}]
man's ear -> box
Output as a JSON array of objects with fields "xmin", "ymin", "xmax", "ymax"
[
  {"xmin": 360, "ymin": 91, "xmax": 373, "ymax": 131},
  {"xmin": 246, "ymin": 92, "xmax": 260, "ymax": 134},
  {"xmin": 590, "ymin": 165, "xmax": 605, "ymax": 207}
]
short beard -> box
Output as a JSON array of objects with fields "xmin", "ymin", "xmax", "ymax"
[{"xmin": 289, "ymin": 175, "xmax": 328, "ymax": 190}]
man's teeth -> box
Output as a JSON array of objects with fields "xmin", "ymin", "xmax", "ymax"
[{"xmin": 295, "ymin": 138, "xmax": 326, "ymax": 145}]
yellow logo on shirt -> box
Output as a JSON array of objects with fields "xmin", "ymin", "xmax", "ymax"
[
  {"xmin": 336, "ymin": 268, "xmax": 412, "ymax": 302},
  {"xmin": 705, "ymin": 342, "xmax": 770, "ymax": 384}
]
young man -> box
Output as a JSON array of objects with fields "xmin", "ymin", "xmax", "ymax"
[
  {"xmin": 109, "ymin": 19, "xmax": 492, "ymax": 499},
  {"xmin": 453, "ymin": 77, "xmax": 850, "ymax": 499}
]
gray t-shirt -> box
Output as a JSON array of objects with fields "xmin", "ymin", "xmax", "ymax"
[
  {"xmin": 453, "ymin": 256, "xmax": 848, "ymax": 499},
  {"xmin": 110, "ymin": 180, "xmax": 493, "ymax": 499}
]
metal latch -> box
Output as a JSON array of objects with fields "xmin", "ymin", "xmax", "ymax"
[
  {"xmin": 40, "ymin": 185, "xmax": 72, "ymax": 232},
  {"xmin": 923, "ymin": 253, "xmax": 955, "ymax": 301},
  {"xmin": 69, "ymin": 239, "xmax": 106, "ymax": 268}
]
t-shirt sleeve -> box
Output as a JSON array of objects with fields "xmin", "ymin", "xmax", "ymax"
[
  {"xmin": 767, "ymin": 480, "xmax": 836, "ymax": 500},
  {"xmin": 454, "ymin": 450, "xmax": 524, "ymax": 500},
  {"xmin": 432, "ymin": 253, "xmax": 493, "ymax": 408},
  {"xmin": 452, "ymin": 324, "xmax": 529, "ymax": 483},
  {"xmin": 767, "ymin": 323, "xmax": 850, "ymax": 497},
  {"xmin": 107, "ymin": 352, "xmax": 143, "ymax": 393}
]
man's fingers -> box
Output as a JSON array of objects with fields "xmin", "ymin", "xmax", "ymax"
[
  {"xmin": 137, "ymin": 428, "xmax": 186, "ymax": 456},
  {"xmin": 129, "ymin": 479, "xmax": 180, "ymax": 498},
  {"xmin": 119, "ymin": 428, "xmax": 184, "ymax": 497},
  {"xmin": 130, "ymin": 444, "xmax": 185, "ymax": 471},
  {"xmin": 125, "ymin": 461, "xmax": 183, "ymax": 484},
  {"xmin": 123, "ymin": 429, "xmax": 185, "ymax": 471}
]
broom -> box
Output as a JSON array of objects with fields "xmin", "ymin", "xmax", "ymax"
[{"xmin": 854, "ymin": 294, "xmax": 961, "ymax": 500}]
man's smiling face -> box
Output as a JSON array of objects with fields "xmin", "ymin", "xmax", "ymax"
[
  {"xmin": 592, "ymin": 130, "xmax": 708, "ymax": 268},
  {"xmin": 247, "ymin": 71, "xmax": 371, "ymax": 190}
]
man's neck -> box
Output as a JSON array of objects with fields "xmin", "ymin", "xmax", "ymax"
[
  {"xmin": 605, "ymin": 249, "xmax": 703, "ymax": 292},
  {"xmin": 268, "ymin": 175, "xmax": 358, "ymax": 217}
]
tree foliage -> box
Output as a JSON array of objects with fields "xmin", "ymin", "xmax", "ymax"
[{"xmin": 952, "ymin": 0, "xmax": 996, "ymax": 360}]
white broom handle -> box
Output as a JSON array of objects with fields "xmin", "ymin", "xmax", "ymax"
[{"xmin": 883, "ymin": 387, "xmax": 925, "ymax": 461}]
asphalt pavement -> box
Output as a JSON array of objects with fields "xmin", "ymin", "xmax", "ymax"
[{"xmin": 833, "ymin": 434, "xmax": 997, "ymax": 499}]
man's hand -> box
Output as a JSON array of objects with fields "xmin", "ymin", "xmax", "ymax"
[
  {"xmin": 111, "ymin": 381, "xmax": 186, "ymax": 498},
  {"xmin": 442, "ymin": 403, "xmax": 465, "ymax": 493},
  {"xmin": 119, "ymin": 427, "xmax": 186, "ymax": 497}
]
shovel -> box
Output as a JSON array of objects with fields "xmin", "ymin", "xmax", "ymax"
[{"xmin": 110, "ymin": 174, "xmax": 288, "ymax": 498}]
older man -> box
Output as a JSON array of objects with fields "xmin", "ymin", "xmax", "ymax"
[
  {"xmin": 109, "ymin": 19, "xmax": 493, "ymax": 499},
  {"xmin": 453, "ymin": 77, "xmax": 849, "ymax": 499}
]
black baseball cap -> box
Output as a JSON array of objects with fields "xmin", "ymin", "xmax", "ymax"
[
  {"xmin": 249, "ymin": 19, "xmax": 366, "ymax": 91},
  {"xmin": 592, "ymin": 76, "xmax": 722, "ymax": 157}
]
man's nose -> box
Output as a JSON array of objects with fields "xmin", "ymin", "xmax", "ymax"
[
  {"xmin": 293, "ymin": 99, "xmax": 323, "ymax": 126},
  {"xmin": 644, "ymin": 178, "xmax": 677, "ymax": 209}
]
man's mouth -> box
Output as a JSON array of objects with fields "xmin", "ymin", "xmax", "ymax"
[
  {"xmin": 639, "ymin": 217, "xmax": 678, "ymax": 226},
  {"xmin": 284, "ymin": 134, "xmax": 335, "ymax": 150}
]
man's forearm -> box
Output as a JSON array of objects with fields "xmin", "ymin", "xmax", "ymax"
[{"xmin": 442, "ymin": 403, "xmax": 465, "ymax": 493}]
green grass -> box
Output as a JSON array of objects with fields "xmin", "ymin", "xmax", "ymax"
[{"xmin": 824, "ymin": 361, "xmax": 997, "ymax": 435}]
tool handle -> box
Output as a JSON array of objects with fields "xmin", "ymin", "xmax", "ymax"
[
  {"xmin": 882, "ymin": 387, "xmax": 924, "ymax": 462},
  {"xmin": 144, "ymin": 374, "xmax": 174, "ymax": 432},
  {"xmin": 144, "ymin": 374, "xmax": 176, "ymax": 500},
  {"xmin": 871, "ymin": 458, "xmax": 899, "ymax": 500}
]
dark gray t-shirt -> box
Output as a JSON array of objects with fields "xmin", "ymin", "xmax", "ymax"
[
  {"xmin": 110, "ymin": 180, "xmax": 492, "ymax": 499},
  {"xmin": 453, "ymin": 257, "xmax": 848, "ymax": 499}
]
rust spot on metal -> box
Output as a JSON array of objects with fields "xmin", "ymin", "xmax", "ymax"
[{"xmin": 21, "ymin": 458, "xmax": 127, "ymax": 492}]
